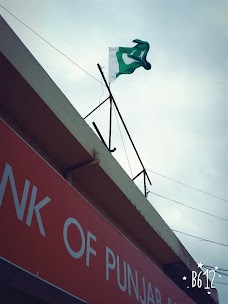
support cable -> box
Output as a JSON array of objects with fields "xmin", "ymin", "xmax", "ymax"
[
  {"xmin": 113, "ymin": 106, "xmax": 134, "ymax": 179},
  {"xmin": 98, "ymin": 73, "xmax": 105, "ymax": 110}
]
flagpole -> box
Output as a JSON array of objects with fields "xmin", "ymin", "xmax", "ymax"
[
  {"xmin": 97, "ymin": 64, "xmax": 114, "ymax": 151},
  {"xmin": 109, "ymin": 96, "xmax": 113, "ymax": 150},
  {"xmin": 97, "ymin": 63, "xmax": 152, "ymax": 195}
]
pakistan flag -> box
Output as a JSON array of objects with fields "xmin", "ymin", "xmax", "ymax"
[{"xmin": 109, "ymin": 39, "xmax": 151, "ymax": 83}]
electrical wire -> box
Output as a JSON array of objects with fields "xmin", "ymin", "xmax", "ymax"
[
  {"xmin": 1, "ymin": 5, "xmax": 227, "ymax": 205},
  {"xmin": 0, "ymin": 4, "xmax": 147, "ymax": 186},
  {"xmin": 4, "ymin": 4, "xmax": 226, "ymax": 208},
  {"xmin": 113, "ymin": 107, "xmax": 134, "ymax": 178},
  {"xmin": 214, "ymin": 281, "xmax": 228, "ymax": 286},
  {"xmin": 172, "ymin": 230, "xmax": 228, "ymax": 248},
  {"xmin": 148, "ymin": 191, "xmax": 228, "ymax": 222},
  {"xmin": 207, "ymin": 269, "xmax": 228, "ymax": 278},
  {"xmin": 0, "ymin": 4, "xmax": 104, "ymax": 86},
  {"xmin": 146, "ymin": 169, "xmax": 228, "ymax": 203},
  {"xmin": 98, "ymin": 72, "xmax": 105, "ymax": 111},
  {"xmin": 203, "ymin": 265, "xmax": 228, "ymax": 272},
  {"xmin": 203, "ymin": 266, "xmax": 228, "ymax": 278},
  {"xmin": 2, "ymin": 4, "xmax": 228, "ymax": 280}
]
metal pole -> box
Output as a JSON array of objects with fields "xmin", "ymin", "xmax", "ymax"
[
  {"xmin": 109, "ymin": 97, "xmax": 112, "ymax": 150},
  {"xmin": 84, "ymin": 96, "xmax": 109, "ymax": 119},
  {"xmin": 97, "ymin": 64, "xmax": 112, "ymax": 96},
  {"xmin": 97, "ymin": 63, "xmax": 152, "ymax": 186},
  {"xmin": 97, "ymin": 64, "xmax": 113, "ymax": 151},
  {"xmin": 92, "ymin": 122, "xmax": 109, "ymax": 149},
  {"xmin": 132, "ymin": 169, "xmax": 144, "ymax": 181},
  {"xmin": 143, "ymin": 170, "xmax": 146, "ymax": 197},
  {"xmin": 112, "ymin": 99, "xmax": 152, "ymax": 185}
]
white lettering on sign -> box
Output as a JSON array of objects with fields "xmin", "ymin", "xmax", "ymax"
[
  {"xmin": 168, "ymin": 298, "xmax": 177, "ymax": 304},
  {"xmin": 0, "ymin": 163, "xmax": 30, "ymax": 220},
  {"xmin": 26, "ymin": 185, "xmax": 51, "ymax": 236},
  {"xmin": 86, "ymin": 231, "xmax": 97, "ymax": 267},
  {"xmin": 155, "ymin": 287, "xmax": 162, "ymax": 304},
  {"xmin": 0, "ymin": 120, "xmax": 197, "ymax": 304},
  {"xmin": 105, "ymin": 246, "xmax": 162, "ymax": 304},
  {"xmin": 63, "ymin": 217, "xmax": 97, "ymax": 268},
  {"xmin": 106, "ymin": 246, "xmax": 116, "ymax": 280},
  {"xmin": 147, "ymin": 282, "xmax": 156, "ymax": 304},
  {"xmin": 0, "ymin": 163, "xmax": 51, "ymax": 236},
  {"xmin": 117, "ymin": 255, "xmax": 127, "ymax": 292},
  {"xmin": 127, "ymin": 263, "xmax": 139, "ymax": 300},
  {"xmin": 139, "ymin": 277, "xmax": 146, "ymax": 304}
]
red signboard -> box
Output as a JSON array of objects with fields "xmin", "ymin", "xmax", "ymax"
[{"xmin": 0, "ymin": 118, "xmax": 196, "ymax": 304}]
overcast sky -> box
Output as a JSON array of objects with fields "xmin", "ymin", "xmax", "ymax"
[{"xmin": 1, "ymin": 0, "xmax": 227, "ymax": 302}]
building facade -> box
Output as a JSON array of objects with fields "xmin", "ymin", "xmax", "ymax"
[{"xmin": 0, "ymin": 16, "xmax": 219, "ymax": 304}]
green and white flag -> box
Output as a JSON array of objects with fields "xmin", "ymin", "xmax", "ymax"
[{"xmin": 109, "ymin": 39, "xmax": 151, "ymax": 83}]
